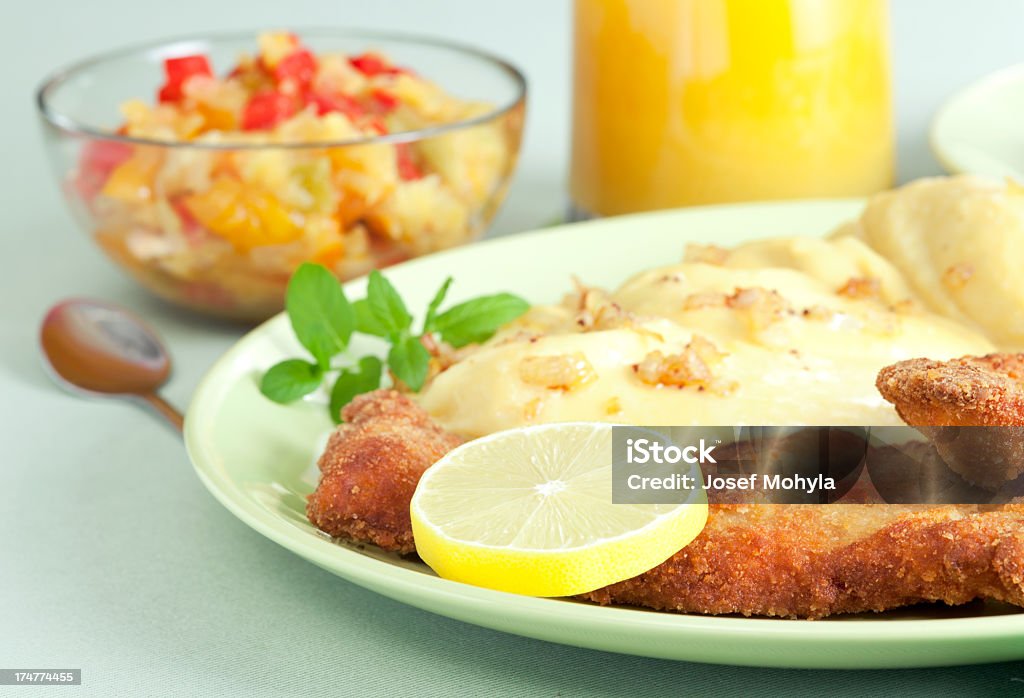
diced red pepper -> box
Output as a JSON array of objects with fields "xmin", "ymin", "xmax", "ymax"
[
  {"xmin": 349, "ymin": 52, "xmax": 403, "ymax": 77},
  {"xmin": 75, "ymin": 140, "xmax": 134, "ymax": 201},
  {"xmin": 241, "ymin": 91, "xmax": 296, "ymax": 130},
  {"xmin": 307, "ymin": 91, "xmax": 365, "ymax": 121},
  {"xmin": 274, "ymin": 49, "xmax": 317, "ymax": 87},
  {"xmin": 370, "ymin": 89, "xmax": 400, "ymax": 113},
  {"xmin": 158, "ymin": 54, "xmax": 213, "ymax": 103},
  {"xmin": 368, "ymin": 118, "xmax": 389, "ymax": 135},
  {"xmin": 395, "ymin": 143, "xmax": 422, "ymax": 180},
  {"xmin": 166, "ymin": 55, "xmax": 212, "ymax": 83},
  {"xmin": 157, "ymin": 84, "xmax": 179, "ymax": 103}
]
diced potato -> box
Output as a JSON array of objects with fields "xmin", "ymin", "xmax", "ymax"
[{"xmin": 366, "ymin": 175, "xmax": 469, "ymax": 253}]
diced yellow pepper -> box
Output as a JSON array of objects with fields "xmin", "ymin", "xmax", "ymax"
[
  {"xmin": 183, "ymin": 177, "xmax": 302, "ymax": 252},
  {"xmin": 312, "ymin": 242, "xmax": 345, "ymax": 268},
  {"xmin": 101, "ymin": 158, "xmax": 156, "ymax": 202},
  {"xmin": 248, "ymin": 191, "xmax": 301, "ymax": 245},
  {"xmin": 197, "ymin": 102, "xmax": 237, "ymax": 131},
  {"xmin": 306, "ymin": 215, "xmax": 345, "ymax": 268}
]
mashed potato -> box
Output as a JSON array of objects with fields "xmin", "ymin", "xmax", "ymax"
[
  {"xmin": 416, "ymin": 176, "xmax": 1024, "ymax": 436},
  {"xmin": 418, "ymin": 233, "xmax": 992, "ymax": 437}
]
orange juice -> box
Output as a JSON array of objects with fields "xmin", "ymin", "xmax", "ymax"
[{"xmin": 570, "ymin": 0, "xmax": 893, "ymax": 216}]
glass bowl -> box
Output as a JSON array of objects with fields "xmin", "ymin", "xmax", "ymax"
[{"xmin": 37, "ymin": 30, "xmax": 526, "ymax": 321}]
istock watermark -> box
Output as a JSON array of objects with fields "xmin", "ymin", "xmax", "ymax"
[{"xmin": 611, "ymin": 425, "xmax": 1024, "ymax": 505}]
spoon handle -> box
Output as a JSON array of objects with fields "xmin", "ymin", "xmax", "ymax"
[{"xmin": 138, "ymin": 393, "xmax": 185, "ymax": 432}]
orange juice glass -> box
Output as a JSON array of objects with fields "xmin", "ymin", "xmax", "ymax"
[{"xmin": 570, "ymin": 0, "xmax": 893, "ymax": 217}]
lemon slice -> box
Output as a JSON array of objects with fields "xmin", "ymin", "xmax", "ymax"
[{"xmin": 409, "ymin": 422, "xmax": 708, "ymax": 597}]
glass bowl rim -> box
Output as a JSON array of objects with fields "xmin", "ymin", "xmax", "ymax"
[{"xmin": 35, "ymin": 27, "xmax": 528, "ymax": 150}]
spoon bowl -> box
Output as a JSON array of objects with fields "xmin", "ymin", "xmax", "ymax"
[{"xmin": 40, "ymin": 299, "xmax": 183, "ymax": 431}]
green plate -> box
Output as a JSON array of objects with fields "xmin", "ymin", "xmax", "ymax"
[{"xmin": 185, "ymin": 200, "xmax": 1024, "ymax": 669}]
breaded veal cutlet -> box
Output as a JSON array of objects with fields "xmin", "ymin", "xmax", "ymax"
[
  {"xmin": 878, "ymin": 354, "xmax": 1024, "ymax": 490},
  {"xmin": 308, "ymin": 387, "xmax": 1024, "ymax": 619}
]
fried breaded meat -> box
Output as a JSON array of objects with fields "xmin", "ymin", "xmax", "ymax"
[
  {"xmin": 878, "ymin": 354, "xmax": 1024, "ymax": 489},
  {"xmin": 582, "ymin": 503, "xmax": 1024, "ymax": 618},
  {"xmin": 877, "ymin": 354, "xmax": 1024, "ymax": 428},
  {"xmin": 309, "ymin": 388, "xmax": 1024, "ymax": 618},
  {"xmin": 307, "ymin": 390, "xmax": 462, "ymax": 554}
]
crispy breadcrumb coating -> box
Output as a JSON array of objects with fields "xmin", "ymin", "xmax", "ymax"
[
  {"xmin": 307, "ymin": 391, "xmax": 462, "ymax": 554},
  {"xmin": 308, "ymin": 388, "xmax": 1024, "ymax": 618},
  {"xmin": 581, "ymin": 503, "xmax": 1024, "ymax": 618},
  {"xmin": 877, "ymin": 354, "xmax": 1024, "ymax": 428},
  {"xmin": 877, "ymin": 354, "xmax": 1024, "ymax": 489}
]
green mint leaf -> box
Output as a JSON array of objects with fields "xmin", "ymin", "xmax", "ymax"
[
  {"xmin": 387, "ymin": 333, "xmax": 431, "ymax": 392},
  {"xmin": 286, "ymin": 263, "xmax": 354, "ymax": 369},
  {"xmin": 353, "ymin": 299, "xmax": 390, "ymax": 338},
  {"xmin": 329, "ymin": 356, "xmax": 383, "ymax": 423},
  {"xmin": 422, "ymin": 277, "xmax": 453, "ymax": 333},
  {"xmin": 259, "ymin": 359, "xmax": 324, "ymax": 404},
  {"xmin": 431, "ymin": 293, "xmax": 530, "ymax": 348},
  {"xmin": 366, "ymin": 270, "xmax": 412, "ymax": 336}
]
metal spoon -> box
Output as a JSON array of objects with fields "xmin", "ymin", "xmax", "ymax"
[{"xmin": 40, "ymin": 298, "xmax": 184, "ymax": 431}]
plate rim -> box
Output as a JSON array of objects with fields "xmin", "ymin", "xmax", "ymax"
[
  {"xmin": 184, "ymin": 199, "xmax": 1024, "ymax": 667},
  {"xmin": 929, "ymin": 61, "xmax": 1024, "ymax": 177}
]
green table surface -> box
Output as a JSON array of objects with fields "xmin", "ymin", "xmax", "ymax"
[{"xmin": 6, "ymin": 0, "xmax": 1024, "ymax": 694}]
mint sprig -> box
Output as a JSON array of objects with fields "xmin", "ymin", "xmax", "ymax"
[
  {"xmin": 429, "ymin": 293, "xmax": 530, "ymax": 348},
  {"xmin": 387, "ymin": 333, "xmax": 431, "ymax": 391},
  {"xmin": 366, "ymin": 271, "xmax": 413, "ymax": 335},
  {"xmin": 285, "ymin": 262, "xmax": 354, "ymax": 369},
  {"xmin": 422, "ymin": 277, "xmax": 453, "ymax": 332},
  {"xmin": 259, "ymin": 263, "xmax": 529, "ymax": 421},
  {"xmin": 260, "ymin": 359, "xmax": 323, "ymax": 403},
  {"xmin": 329, "ymin": 356, "xmax": 383, "ymax": 422},
  {"xmin": 352, "ymin": 298, "xmax": 389, "ymax": 338}
]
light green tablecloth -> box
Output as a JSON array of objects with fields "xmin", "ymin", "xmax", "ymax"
[{"xmin": 6, "ymin": 1, "xmax": 1024, "ymax": 694}]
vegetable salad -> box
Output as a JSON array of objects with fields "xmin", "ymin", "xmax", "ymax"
[{"xmin": 76, "ymin": 32, "xmax": 517, "ymax": 319}]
